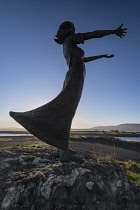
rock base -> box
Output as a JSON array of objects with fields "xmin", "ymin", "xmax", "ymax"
[{"xmin": 0, "ymin": 148, "xmax": 140, "ymax": 210}]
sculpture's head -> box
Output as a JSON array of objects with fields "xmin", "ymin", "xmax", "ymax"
[{"xmin": 54, "ymin": 21, "xmax": 75, "ymax": 44}]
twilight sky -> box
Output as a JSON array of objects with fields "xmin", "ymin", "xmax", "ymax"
[{"xmin": 0, "ymin": 0, "xmax": 140, "ymax": 129}]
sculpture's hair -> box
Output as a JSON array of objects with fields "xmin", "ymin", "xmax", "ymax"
[{"xmin": 55, "ymin": 21, "xmax": 75, "ymax": 44}]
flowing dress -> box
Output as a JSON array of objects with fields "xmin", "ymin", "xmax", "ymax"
[{"xmin": 10, "ymin": 33, "xmax": 85, "ymax": 149}]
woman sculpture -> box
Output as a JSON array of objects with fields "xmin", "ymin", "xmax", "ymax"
[{"xmin": 10, "ymin": 22, "xmax": 127, "ymax": 150}]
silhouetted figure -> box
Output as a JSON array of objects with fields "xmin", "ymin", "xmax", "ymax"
[{"xmin": 10, "ymin": 22, "xmax": 127, "ymax": 151}]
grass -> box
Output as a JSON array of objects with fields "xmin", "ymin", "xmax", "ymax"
[
  {"xmin": 0, "ymin": 143, "xmax": 140, "ymax": 185},
  {"xmin": 70, "ymin": 136, "xmax": 140, "ymax": 151},
  {"xmin": 94, "ymin": 154, "xmax": 140, "ymax": 185},
  {"xmin": 70, "ymin": 136, "xmax": 140, "ymax": 185},
  {"xmin": 0, "ymin": 145, "xmax": 45, "ymax": 150},
  {"xmin": 115, "ymin": 160, "xmax": 140, "ymax": 185},
  {"xmin": 91, "ymin": 152, "xmax": 140, "ymax": 185}
]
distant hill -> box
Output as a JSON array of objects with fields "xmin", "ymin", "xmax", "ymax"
[{"xmin": 90, "ymin": 123, "xmax": 140, "ymax": 132}]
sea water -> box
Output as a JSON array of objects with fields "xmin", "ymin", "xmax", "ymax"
[
  {"xmin": 115, "ymin": 137, "xmax": 140, "ymax": 142},
  {"xmin": 0, "ymin": 133, "xmax": 32, "ymax": 137}
]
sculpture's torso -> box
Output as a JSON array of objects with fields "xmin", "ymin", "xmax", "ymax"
[
  {"xmin": 62, "ymin": 34, "xmax": 86, "ymax": 91},
  {"xmin": 63, "ymin": 34, "xmax": 85, "ymax": 67}
]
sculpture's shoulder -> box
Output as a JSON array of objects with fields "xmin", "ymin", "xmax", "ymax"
[
  {"xmin": 64, "ymin": 33, "xmax": 84, "ymax": 45},
  {"xmin": 73, "ymin": 33, "xmax": 84, "ymax": 44}
]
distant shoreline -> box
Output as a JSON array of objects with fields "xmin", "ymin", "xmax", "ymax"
[
  {"xmin": 70, "ymin": 130, "xmax": 140, "ymax": 138},
  {"xmin": 1, "ymin": 130, "xmax": 140, "ymax": 138},
  {"xmin": 0, "ymin": 130, "xmax": 29, "ymax": 134}
]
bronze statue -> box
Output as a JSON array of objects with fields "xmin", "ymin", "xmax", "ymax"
[{"xmin": 10, "ymin": 22, "xmax": 127, "ymax": 150}]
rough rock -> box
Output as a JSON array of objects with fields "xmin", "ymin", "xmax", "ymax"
[{"xmin": 0, "ymin": 148, "xmax": 140, "ymax": 210}]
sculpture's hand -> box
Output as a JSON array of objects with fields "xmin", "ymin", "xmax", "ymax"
[
  {"xmin": 115, "ymin": 24, "xmax": 127, "ymax": 38},
  {"xmin": 103, "ymin": 54, "xmax": 114, "ymax": 58}
]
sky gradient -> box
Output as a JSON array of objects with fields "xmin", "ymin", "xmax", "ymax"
[{"xmin": 0, "ymin": 0, "xmax": 140, "ymax": 129}]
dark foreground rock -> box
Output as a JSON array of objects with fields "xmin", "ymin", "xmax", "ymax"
[{"xmin": 0, "ymin": 148, "xmax": 140, "ymax": 210}]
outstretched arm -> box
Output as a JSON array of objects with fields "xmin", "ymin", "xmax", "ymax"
[
  {"xmin": 84, "ymin": 54, "xmax": 114, "ymax": 63},
  {"xmin": 82, "ymin": 24, "xmax": 127, "ymax": 40}
]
